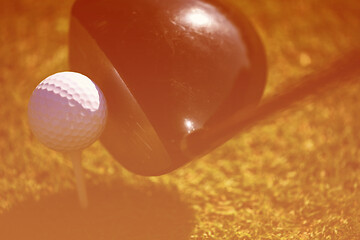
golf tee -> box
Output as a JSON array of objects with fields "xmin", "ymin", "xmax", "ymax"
[{"xmin": 66, "ymin": 151, "xmax": 88, "ymax": 209}]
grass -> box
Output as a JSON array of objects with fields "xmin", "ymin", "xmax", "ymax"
[{"xmin": 1, "ymin": 0, "xmax": 360, "ymax": 239}]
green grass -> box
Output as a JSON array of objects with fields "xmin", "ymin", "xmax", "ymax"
[{"xmin": 1, "ymin": 0, "xmax": 360, "ymax": 239}]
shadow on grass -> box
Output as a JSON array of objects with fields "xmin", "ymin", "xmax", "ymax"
[{"xmin": 0, "ymin": 180, "xmax": 194, "ymax": 240}]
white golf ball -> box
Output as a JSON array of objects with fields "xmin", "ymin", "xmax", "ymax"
[{"xmin": 28, "ymin": 72, "xmax": 107, "ymax": 152}]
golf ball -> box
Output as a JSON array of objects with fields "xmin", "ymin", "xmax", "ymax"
[{"xmin": 28, "ymin": 72, "xmax": 107, "ymax": 152}]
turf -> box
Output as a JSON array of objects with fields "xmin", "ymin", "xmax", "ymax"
[{"xmin": 1, "ymin": 0, "xmax": 360, "ymax": 239}]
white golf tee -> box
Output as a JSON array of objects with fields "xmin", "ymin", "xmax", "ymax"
[{"xmin": 66, "ymin": 151, "xmax": 88, "ymax": 209}]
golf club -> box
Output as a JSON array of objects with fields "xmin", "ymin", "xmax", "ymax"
[{"xmin": 69, "ymin": 0, "xmax": 360, "ymax": 176}]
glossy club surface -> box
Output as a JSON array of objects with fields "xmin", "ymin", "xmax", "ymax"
[{"xmin": 69, "ymin": 0, "xmax": 267, "ymax": 175}]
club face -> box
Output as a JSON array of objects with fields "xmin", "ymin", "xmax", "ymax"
[{"xmin": 69, "ymin": 0, "xmax": 267, "ymax": 176}]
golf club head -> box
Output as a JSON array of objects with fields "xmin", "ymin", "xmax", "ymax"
[{"xmin": 69, "ymin": 0, "xmax": 267, "ymax": 176}]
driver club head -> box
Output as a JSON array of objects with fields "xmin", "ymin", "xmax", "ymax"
[{"xmin": 69, "ymin": 0, "xmax": 267, "ymax": 176}]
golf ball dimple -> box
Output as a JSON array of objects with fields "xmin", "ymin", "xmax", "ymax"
[{"xmin": 28, "ymin": 72, "xmax": 107, "ymax": 152}]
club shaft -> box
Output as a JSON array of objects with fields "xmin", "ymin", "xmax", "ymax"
[{"xmin": 184, "ymin": 50, "xmax": 360, "ymax": 157}]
